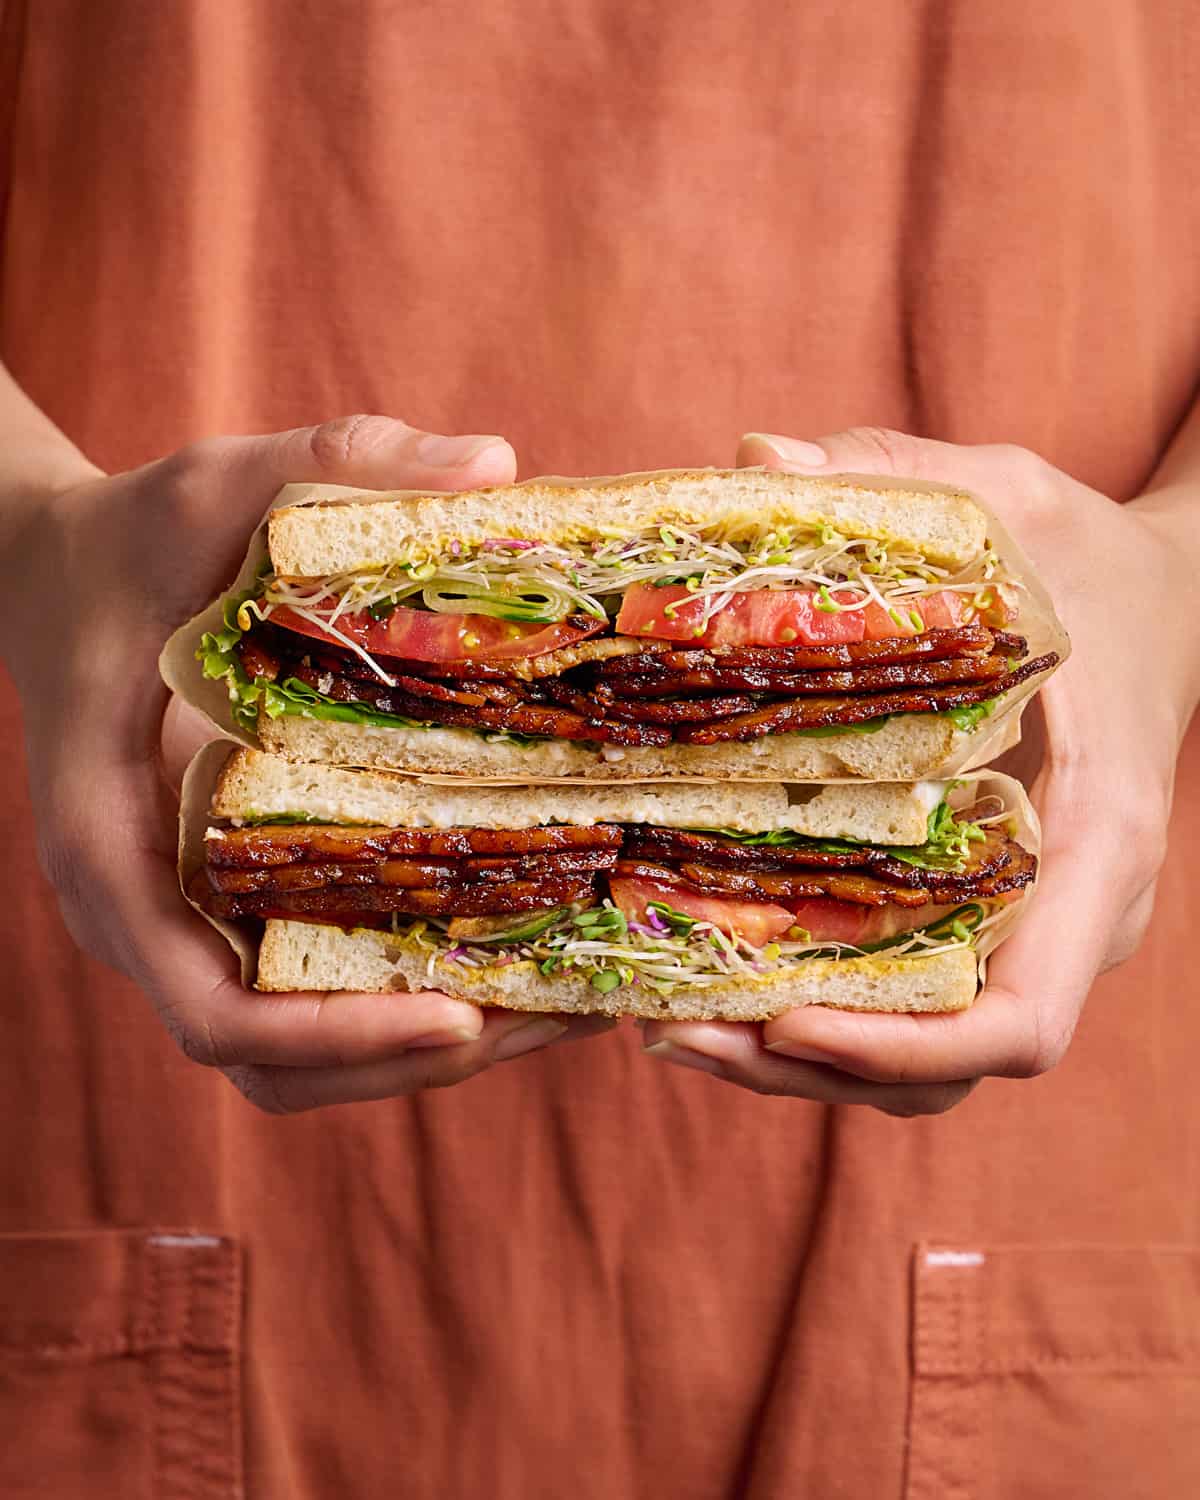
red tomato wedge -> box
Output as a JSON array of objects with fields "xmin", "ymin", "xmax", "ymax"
[
  {"xmin": 268, "ymin": 605, "xmax": 604, "ymax": 662},
  {"xmin": 609, "ymin": 876, "xmax": 795, "ymax": 946},
  {"xmin": 614, "ymin": 585, "xmax": 973, "ymax": 647},
  {"xmin": 787, "ymin": 898, "xmax": 959, "ymax": 947}
]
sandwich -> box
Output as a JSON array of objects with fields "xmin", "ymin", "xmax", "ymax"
[
  {"xmin": 181, "ymin": 746, "xmax": 1040, "ymax": 1020},
  {"xmin": 165, "ymin": 468, "xmax": 1067, "ymax": 782}
]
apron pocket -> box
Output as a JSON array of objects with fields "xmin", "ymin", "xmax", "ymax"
[
  {"xmin": 905, "ymin": 1241, "xmax": 1200, "ymax": 1500},
  {"xmin": 0, "ymin": 1228, "xmax": 242, "ymax": 1499}
]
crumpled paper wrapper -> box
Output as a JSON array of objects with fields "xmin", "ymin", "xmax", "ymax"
[
  {"xmin": 160, "ymin": 468, "xmax": 1069, "ymax": 783},
  {"xmin": 179, "ymin": 741, "xmax": 1040, "ymax": 996}
]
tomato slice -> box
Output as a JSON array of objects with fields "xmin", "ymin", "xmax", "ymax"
[
  {"xmin": 786, "ymin": 898, "xmax": 960, "ymax": 947},
  {"xmin": 268, "ymin": 605, "xmax": 604, "ymax": 662},
  {"xmin": 614, "ymin": 585, "xmax": 972, "ymax": 647},
  {"xmin": 609, "ymin": 876, "xmax": 795, "ymax": 946},
  {"xmin": 614, "ymin": 585, "xmax": 862, "ymax": 645}
]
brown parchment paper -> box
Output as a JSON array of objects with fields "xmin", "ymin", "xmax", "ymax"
[
  {"xmin": 160, "ymin": 470, "xmax": 1070, "ymax": 783},
  {"xmin": 179, "ymin": 741, "xmax": 1041, "ymax": 995},
  {"xmin": 179, "ymin": 741, "xmax": 259, "ymax": 986}
]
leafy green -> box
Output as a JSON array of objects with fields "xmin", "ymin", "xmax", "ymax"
[
  {"xmin": 453, "ymin": 908, "xmax": 570, "ymax": 944},
  {"xmin": 943, "ymin": 698, "xmax": 997, "ymax": 732},
  {"xmin": 572, "ymin": 906, "xmax": 629, "ymax": 942},
  {"xmin": 269, "ymin": 677, "xmax": 430, "ymax": 729},
  {"xmin": 646, "ymin": 900, "xmax": 699, "ymax": 936},
  {"xmin": 892, "ymin": 787, "xmax": 986, "ymax": 868},
  {"xmin": 690, "ymin": 793, "xmax": 987, "ymax": 873},
  {"xmin": 793, "ymin": 715, "xmax": 893, "ymax": 739},
  {"xmin": 199, "ymin": 594, "xmax": 546, "ymax": 742},
  {"xmin": 481, "ymin": 731, "xmax": 545, "ymax": 749},
  {"xmin": 200, "ymin": 635, "xmax": 432, "ymax": 733},
  {"xmin": 688, "ymin": 827, "xmax": 864, "ymax": 854},
  {"xmin": 240, "ymin": 811, "xmax": 328, "ymax": 826}
]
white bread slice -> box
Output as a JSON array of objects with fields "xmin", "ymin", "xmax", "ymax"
[
  {"xmin": 267, "ymin": 469, "xmax": 988, "ymax": 577},
  {"xmin": 259, "ymin": 708, "xmax": 977, "ymax": 785},
  {"xmin": 211, "ymin": 747, "xmax": 944, "ymax": 842},
  {"xmin": 255, "ymin": 921, "xmax": 979, "ymax": 1018}
]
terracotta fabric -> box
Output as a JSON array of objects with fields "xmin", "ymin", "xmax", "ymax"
[{"xmin": 1, "ymin": 2, "xmax": 1199, "ymax": 1496}]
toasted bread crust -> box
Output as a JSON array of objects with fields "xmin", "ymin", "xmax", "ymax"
[
  {"xmin": 258, "ymin": 707, "xmax": 980, "ymax": 783},
  {"xmin": 266, "ymin": 469, "xmax": 988, "ymax": 576},
  {"xmin": 212, "ymin": 747, "xmax": 944, "ymax": 843},
  {"xmin": 255, "ymin": 920, "xmax": 979, "ymax": 1016}
]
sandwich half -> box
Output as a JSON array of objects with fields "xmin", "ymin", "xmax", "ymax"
[
  {"xmin": 182, "ymin": 746, "xmax": 1040, "ymax": 1020},
  {"xmin": 165, "ymin": 468, "xmax": 1067, "ymax": 782}
]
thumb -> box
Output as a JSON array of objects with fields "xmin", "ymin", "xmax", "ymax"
[
  {"xmin": 151, "ymin": 413, "xmax": 519, "ymax": 583},
  {"xmin": 737, "ymin": 425, "xmax": 1037, "ymax": 504},
  {"xmin": 230, "ymin": 412, "xmax": 518, "ymax": 498}
]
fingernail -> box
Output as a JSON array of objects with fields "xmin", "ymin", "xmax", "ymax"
[
  {"xmin": 643, "ymin": 1040, "xmax": 726, "ymax": 1078},
  {"xmin": 492, "ymin": 1018, "xmax": 568, "ymax": 1062},
  {"xmin": 405, "ymin": 1025, "xmax": 481, "ymax": 1050},
  {"xmin": 743, "ymin": 433, "xmax": 827, "ymax": 466},
  {"xmin": 415, "ymin": 433, "xmax": 507, "ymax": 467},
  {"xmin": 764, "ymin": 1039, "xmax": 838, "ymax": 1064}
]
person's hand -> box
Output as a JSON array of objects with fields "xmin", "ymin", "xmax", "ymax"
[
  {"xmin": 643, "ymin": 426, "xmax": 1200, "ymax": 1115},
  {"xmin": 1, "ymin": 413, "xmax": 614, "ymax": 1112}
]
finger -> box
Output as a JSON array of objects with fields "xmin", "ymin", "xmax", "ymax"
[
  {"xmin": 738, "ymin": 425, "xmax": 1029, "ymax": 497},
  {"xmin": 77, "ymin": 765, "xmax": 617, "ymax": 1072},
  {"xmin": 130, "ymin": 414, "xmax": 519, "ymax": 613},
  {"xmin": 160, "ymin": 694, "xmax": 221, "ymax": 794},
  {"xmin": 642, "ymin": 1022, "xmax": 977, "ymax": 1116},
  {"xmin": 62, "ymin": 771, "xmax": 483, "ymax": 1068},
  {"xmin": 225, "ymin": 1012, "xmax": 613, "ymax": 1114},
  {"xmin": 737, "ymin": 425, "xmax": 1119, "ymax": 580},
  {"xmin": 761, "ymin": 766, "xmax": 1136, "ymax": 1085},
  {"xmin": 189, "ymin": 412, "xmax": 517, "ymax": 518},
  {"xmin": 257, "ymin": 412, "xmax": 517, "ymax": 491}
]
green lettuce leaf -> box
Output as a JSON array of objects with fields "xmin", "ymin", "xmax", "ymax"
[
  {"xmin": 943, "ymin": 698, "xmax": 996, "ymax": 732},
  {"xmin": 692, "ymin": 792, "xmax": 987, "ymax": 872},
  {"xmin": 792, "ymin": 715, "xmax": 892, "ymax": 739}
]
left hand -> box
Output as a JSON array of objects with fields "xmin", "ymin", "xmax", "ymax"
[{"xmin": 642, "ymin": 425, "xmax": 1200, "ymax": 1115}]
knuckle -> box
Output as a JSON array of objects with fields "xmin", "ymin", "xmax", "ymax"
[
  {"xmin": 419, "ymin": 1054, "xmax": 490, "ymax": 1093},
  {"xmin": 36, "ymin": 825, "xmax": 89, "ymax": 912},
  {"xmin": 307, "ymin": 414, "xmax": 395, "ymax": 471},
  {"xmin": 173, "ymin": 1023, "xmax": 221, "ymax": 1071},
  {"xmin": 842, "ymin": 426, "xmax": 922, "ymax": 476},
  {"xmin": 1013, "ymin": 1027, "xmax": 1069, "ymax": 1079},
  {"xmin": 996, "ymin": 441, "xmax": 1050, "ymax": 495},
  {"xmin": 725, "ymin": 1061, "xmax": 783, "ymax": 1098},
  {"xmin": 226, "ymin": 1065, "xmax": 305, "ymax": 1115},
  {"xmin": 178, "ymin": 1016, "xmax": 244, "ymax": 1071},
  {"xmin": 1127, "ymin": 808, "xmax": 1170, "ymax": 889},
  {"xmin": 1104, "ymin": 899, "xmax": 1155, "ymax": 970},
  {"xmin": 996, "ymin": 442, "xmax": 1046, "ymax": 479},
  {"xmin": 879, "ymin": 1081, "xmax": 974, "ymax": 1118},
  {"xmin": 160, "ymin": 438, "xmax": 229, "ymax": 516},
  {"xmin": 35, "ymin": 817, "xmax": 113, "ymax": 959}
]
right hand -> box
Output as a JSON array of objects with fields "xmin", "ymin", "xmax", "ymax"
[{"xmin": 1, "ymin": 413, "xmax": 614, "ymax": 1112}]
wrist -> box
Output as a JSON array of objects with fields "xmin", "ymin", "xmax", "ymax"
[
  {"xmin": 1127, "ymin": 493, "xmax": 1200, "ymax": 717},
  {"xmin": 0, "ymin": 361, "xmax": 104, "ymax": 564},
  {"xmin": 0, "ymin": 450, "xmax": 104, "ymax": 678}
]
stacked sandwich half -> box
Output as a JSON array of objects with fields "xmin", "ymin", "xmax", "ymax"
[{"xmin": 167, "ymin": 468, "xmax": 1066, "ymax": 1019}]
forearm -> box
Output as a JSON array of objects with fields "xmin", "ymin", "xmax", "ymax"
[
  {"xmin": 0, "ymin": 361, "xmax": 102, "ymax": 539},
  {"xmin": 1128, "ymin": 382, "xmax": 1200, "ymax": 714},
  {"xmin": 1131, "ymin": 382, "xmax": 1200, "ymax": 528}
]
